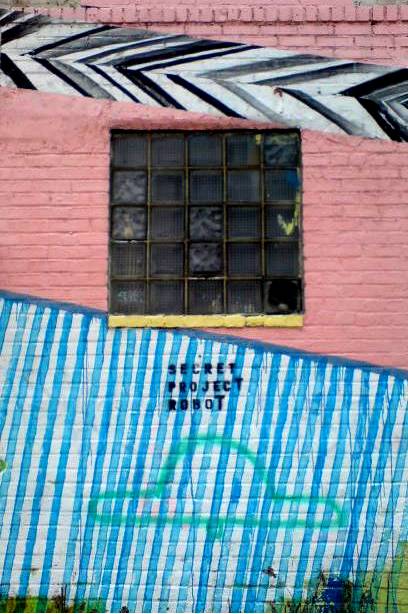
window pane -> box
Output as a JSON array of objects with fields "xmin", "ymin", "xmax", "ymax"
[
  {"xmin": 149, "ymin": 281, "xmax": 184, "ymax": 314},
  {"xmin": 188, "ymin": 134, "xmax": 222, "ymax": 166},
  {"xmin": 112, "ymin": 171, "xmax": 147, "ymax": 205},
  {"xmin": 265, "ymin": 170, "xmax": 299, "ymax": 203},
  {"xmin": 227, "ymin": 207, "xmax": 260, "ymax": 239},
  {"xmin": 151, "ymin": 135, "xmax": 184, "ymax": 167},
  {"xmin": 227, "ymin": 281, "xmax": 262, "ymax": 313},
  {"xmin": 151, "ymin": 243, "xmax": 184, "ymax": 277},
  {"xmin": 189, "ymin": 243, "xmax": 222, "ymax": 275},
  {"xmin": 266, "ymin": 242, "xmax": 299, "ymax": 276},
  {"xmin": 228, "ymin": 243, "xmax": 261, "ymax": 276},
  {"xmin": 227, "ymin": 134, "xmax": 259, "ymax": 166},
  {"xmin": 112, "ymin": 135, "xmax": 147, "ymax": 168},
  {"xmin": 264, "ymin": 279, "xmax": 301, "ymax": 314},
  {"xmin": 264, "ymin": 132, "xmax": 300, "ymax": 167},
  {"xmin": 151, "ymin": 207, "xmax": 184, "ymax": 240},
  {"xmin": 266, "ymin": 206, "xmax": 298, "ymax": 239},
  {"xmin": 188, "ymin": 280, "xmax": 223, "ymax": 314},
  {"xmin": 189, "ymin": 171, "xmax": 223, "ymax": 204},
  {"xmin": 110, "ymin": 281, "xmax": 145, "ymax": 314},
  {"xmin": 112, "ymin": 207, "xmax": 146, "ymax": 240},
  {"xmin": 152, "ymin": 171, "xmax": 184, "ymax": 204},
  {"xmin": 111, "ymin": 242, "xmax": 145, "ymax": 278},
  {"xmin": 227, "ymin": 170, "xmax": 260, "ymax": 202},
  {"xmin": 190, "ymin": 207, "xmax": 223, "ymax": 240}
]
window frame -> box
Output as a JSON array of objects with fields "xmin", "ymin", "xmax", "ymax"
[{"xmin": 108, "ymin": 129, "xmax": 304, "ymax": 328}]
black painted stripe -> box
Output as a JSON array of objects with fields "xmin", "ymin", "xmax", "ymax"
[
  {"xmin": 0, "ymin": 52, "xmax": 35, "ymax": 89},
  {"xmin": 87, "ymin": 63, "xmax": 140, "ymax": 103},
  {"xmin": 357, "ymin": 98, "xmax": 408, "ymax": 142},
  {"xmin": 77, "ymin": 34, "xmax": 187, "ymax": 64},
  {"xmin": 116, "ymin": 39, "xmax": 243, "ymax": 69},
  {"xmin": 166, "ymin": 73, "xmax": 243, "ymax": 118},
  {"xmin": 202, "ymin": 53, "xmax": 333, "ymax": 79},
  {"xmin": 342, "ymin": 68, "xmax": 408, "ymax": 97},
  {"xmin": 282, "ymin": 87, "xmax": 354, "ymax": 135},
  {"xmin": 0, "ymin": 10, "xmax": 22, "ymax": 28},
  {"xmin": 34, "ymin": 57, "xmax": 92, "ymax": 96},
  {"xmin": 118, "ymin": 69, "xmax": 185, "ymax": 108},
  {"xmin": 1, "ymin": 15, "xmax": 50, "ymax": 45},
  {"xmin": 29, "ymin": 25, "xmax": 113, "ymax": 56},
  {"xmin": 257, "ymin": 62, "xmax": 366, "ymax": 86},
  {"xmin": 138, "ymin": 44, "xmax": 255, "ymax": 73}
]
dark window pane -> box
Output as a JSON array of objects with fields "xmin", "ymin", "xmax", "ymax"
[
  {"xmin": 151, "ymin": 135, "xmax": 184, "ymax": 167},
  {"xmin": 111, "ymin": 242, "xmax": 145, "ymax": 278},
  {"xmin": 227, "ymin": 171, "xmax": 260, "ymax": 202},
  {"xmin": 151, "ymin": 207, "xmax": 184, "ymax": 240},
  {"xmin": 266, "ymin": 242, "xmax": 299, "ymax": 276},
  {"xmin": 189, "ymin": 243, "xmax": 222, "ymax": 275},
  {"xmin": 227, "ymin": 134, "xmax": 259, "ymax": 166},
  {"xmin": 151, "ymin": 243, "xmax": 184, "ymax": 277},
  {"xmin": 264, "ymin": 132, "xmax": 300, "ymax": 167},
  {"xmin": 189, "ymin": 171, "xmax": 223, "ymax": 204},
  {"xmin": 266, "ymin": 206, "xmax": 299, "ymax": 239},
  {"xmin": 152, "ymin": 172, "xmax": 184, "ymax": 204},
  {"xmin": 110, "ymin": 281, "xmax": 145, "ymax": 314},
  {"xmin": 228, "ymin": 207, "xmax": 260, "ymax": 239},
  {"xmin": 149, "ymin": 281, "xmax": 184, "ymax": 314},
  {"xmin": 188, "ymin": 280, "xmax": 223, "ymax": 314},
  {"xmin": 112, "ymin": 207, "xmax": 146, "ymax": 240},
  {"xmin": 228, "ymin": 243, "xmax": 261, "ymax": 276},
  {"xmin": 264, "ymin": 279, "xmax": 301, "ymax": 314},
  {"xmin": 188, "ymin": 134, "xmax": 222, "ymax": 166},
  {"xmin": 112, "ymin": 135, "xmax": 147, "ymax": 168},
  {"xmin": 227, "ymin": 281, "xmax": 262, "ymax": 313},
  {"xmin": 112, "ymin": 171, "xmax": 147, "ymax": 205},
  {"xmin": 265, "ymin": 170, "xmax": 299, "ymax": 203},
  {"xmin": 190, "ymin": 207, "xmax": 223, "ymax": 240}
]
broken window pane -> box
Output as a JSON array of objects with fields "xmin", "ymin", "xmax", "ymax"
[{"xmin": 264, "ymin": 279, "xmax": 301, "ymax": 314}]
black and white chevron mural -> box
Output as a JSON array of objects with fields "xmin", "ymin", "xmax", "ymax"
[{"xmin": 1, "ymin": 9, "xmax": 408, "ymax": 140}]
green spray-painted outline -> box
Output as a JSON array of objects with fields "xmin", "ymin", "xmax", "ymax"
[{"xmin": 89, "ymin": 435, "xmax": 347, "ymax": 536}]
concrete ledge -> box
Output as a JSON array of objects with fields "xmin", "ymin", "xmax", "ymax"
[{"xmin": 108, "ymin": 314, "xmax": 304, "ymax": 328}]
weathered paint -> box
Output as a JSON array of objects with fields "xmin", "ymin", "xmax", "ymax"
[
  {"xmin": 108, "ymin": 315, "xmax": 304, "ymax": 328},
  {"xmin": 0, "ymin": 291, "xmax": 407, "ymax": 612}
]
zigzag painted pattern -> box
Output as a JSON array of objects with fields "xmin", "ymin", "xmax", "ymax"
[
  {"xmin": 0, "ymin": 291, "xmax": 408, "ymax": 611},
  {"xmin": 1, "ymin": 9, "xmax": 408, "ymax": 140}
]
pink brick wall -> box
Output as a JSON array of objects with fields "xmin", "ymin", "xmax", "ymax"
[{"xmin": 1, "ymin": 5, "xmax": 408, "ymax": 369}]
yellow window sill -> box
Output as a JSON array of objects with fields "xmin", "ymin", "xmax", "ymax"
[{"xmin": 108, "ymin": 314, "xmax": 304, "ymax": 328}]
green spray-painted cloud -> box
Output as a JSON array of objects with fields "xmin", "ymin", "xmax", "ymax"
[{"xmin": 89, "ymin": 435, "xmax": 347, "ymax": 536}]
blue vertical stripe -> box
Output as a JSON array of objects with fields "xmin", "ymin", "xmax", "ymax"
[
  {"xmin": 38, "ymin": 314, "xmax": 91, "ymax": 603},
  {"xmin": 19, "ymin": 312, "xmax": 73, "ymax": 596}
]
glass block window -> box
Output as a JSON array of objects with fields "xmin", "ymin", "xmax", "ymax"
[{"xmin": 110, "ymin": 131, "xmax": 302, "ymax": 316}]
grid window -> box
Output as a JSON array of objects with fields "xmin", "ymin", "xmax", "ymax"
[{"xmin": 110, "ymin": 131, "xmax": 302, "ymax": 316}]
